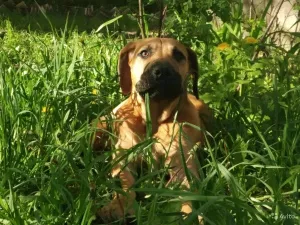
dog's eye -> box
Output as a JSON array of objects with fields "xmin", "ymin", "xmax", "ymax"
[
  {"xmin": 139, "ymin": 49, "xmax": 150, "ymax": 58},
  {"xmin": 173, "ymin": 48, "xmax": 185, "ymax": 62}
]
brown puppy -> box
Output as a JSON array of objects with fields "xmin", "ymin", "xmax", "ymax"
[{"xmin": 92, "ymin": 38, "xmax": 212, "ymax": 223}]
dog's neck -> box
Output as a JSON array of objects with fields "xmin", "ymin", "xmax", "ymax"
[{"xmin": 132, "ymin": 92, "xmax": 187, "ymax": 124}]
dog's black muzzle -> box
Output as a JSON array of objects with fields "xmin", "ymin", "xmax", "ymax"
[{"xmin": 135, "ymin": 61, "xmax": 183, "ymax": 101}]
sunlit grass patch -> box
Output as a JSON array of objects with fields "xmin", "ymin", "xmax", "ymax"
[{"xmin": 0, "ymin": 8, "xmax": 299, "ymax": 224}]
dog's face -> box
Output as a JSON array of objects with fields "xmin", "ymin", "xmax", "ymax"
[{"xmin": 118, "ymin": 38, "xmax": 199, "ymax": 101}]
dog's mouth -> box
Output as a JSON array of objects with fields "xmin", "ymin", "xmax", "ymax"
[
  {"xmin": 137, "ymin": 86, "xmax": 159, "ymax": 98},
  {"xmin": 135, "ymin": 61, "xmax": 183, "ymax": 101},
  {"xmin": 136, "ymin": 75, "xmax": 182, "ymax": 101},
  {"xmin": 136, "ymin": 82, "xmax": 163, "ymax": 99}
]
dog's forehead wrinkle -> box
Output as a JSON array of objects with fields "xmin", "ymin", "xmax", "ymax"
[
  {"xmin": 138, "ymin": 44, "xmax": 152, "ymax": 51},
  {"xmin": 133, "ymin": 38, "xmax": 188, "ymax": 58},
  {"xmin": 160, "ymin": 41, "xmax": 186, "ymax": 58}
]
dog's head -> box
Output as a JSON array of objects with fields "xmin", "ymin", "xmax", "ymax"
[{"xmin": 118, "ymin": 38, "xmax": 199, "ymax": 101}]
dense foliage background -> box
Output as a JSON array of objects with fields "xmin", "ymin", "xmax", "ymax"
[{"xmin": 0, "ymin": 0, "xmax": 299, "ymax": 224}]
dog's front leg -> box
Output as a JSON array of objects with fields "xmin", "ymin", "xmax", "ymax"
[
  {"xmin": 97, "ymin": 146, "xmax": 137, "ymax": 222},
  {"xmin": 97, "ymin": 119, "xmax": 143, "ymax": 223},
  {"xmin": 97, "ymin": 167, "xmax": 136, "ymax": 222},
  {"xmin": 167, "ymin": 149, "xmax": 203, "ymax": 223},
  {"xmin": 153, "ymin": 122, "xmax": 203, "ymax": 223}
]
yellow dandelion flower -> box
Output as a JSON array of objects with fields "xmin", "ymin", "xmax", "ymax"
[
  {"xmin": 92, "ymin": 89, "xmax": 98, "ymax": 95},
  {"xmin": 217, "ymin": 42, "xmax": 230, "ymax": 50},
  {"xmin": 42, "ymin": 107, "xmax": 47, "ymax": 113},
  {"xmin": 244, "ymin": 36, "xmax": 258, "ymax": 44}
]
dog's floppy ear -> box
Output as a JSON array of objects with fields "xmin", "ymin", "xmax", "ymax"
[
  {"xmin": 118, "ymin": 41, "xmax": 136, "ymax": 95},
  {"xmin": 186, "ymin": 48, "xmax": 199, "ymax": 99}
]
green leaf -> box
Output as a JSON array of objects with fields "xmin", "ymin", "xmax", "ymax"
[{"xmin": 96, "ymin": 15, "xmax": 123, "ymax": 33}]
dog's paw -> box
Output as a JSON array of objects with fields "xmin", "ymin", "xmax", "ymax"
[{"xmin": 96, "ymin": 193, "xmax": 135, "ymax": 223}]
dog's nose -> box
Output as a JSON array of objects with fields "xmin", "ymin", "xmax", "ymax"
[
  {"xmin": 153, "ymin": 67, "xmax": 162, "ymax": 79},
  {"xmin": 151, "ymin": 64, "xmax": 172, "ymax": 80}
]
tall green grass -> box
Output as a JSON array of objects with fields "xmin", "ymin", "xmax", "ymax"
[
  {"xmin": 0, "ymin": 9, "xmax": 300, "ymax": 225},
  {"xmin": 0, "ymin": 20, "xmax": 123, "ymax": 224}
]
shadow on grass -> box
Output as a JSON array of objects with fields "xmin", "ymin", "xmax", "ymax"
[{"xmin": 0, "ymin": 11, "xmax": 107, "ymax": 32}]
